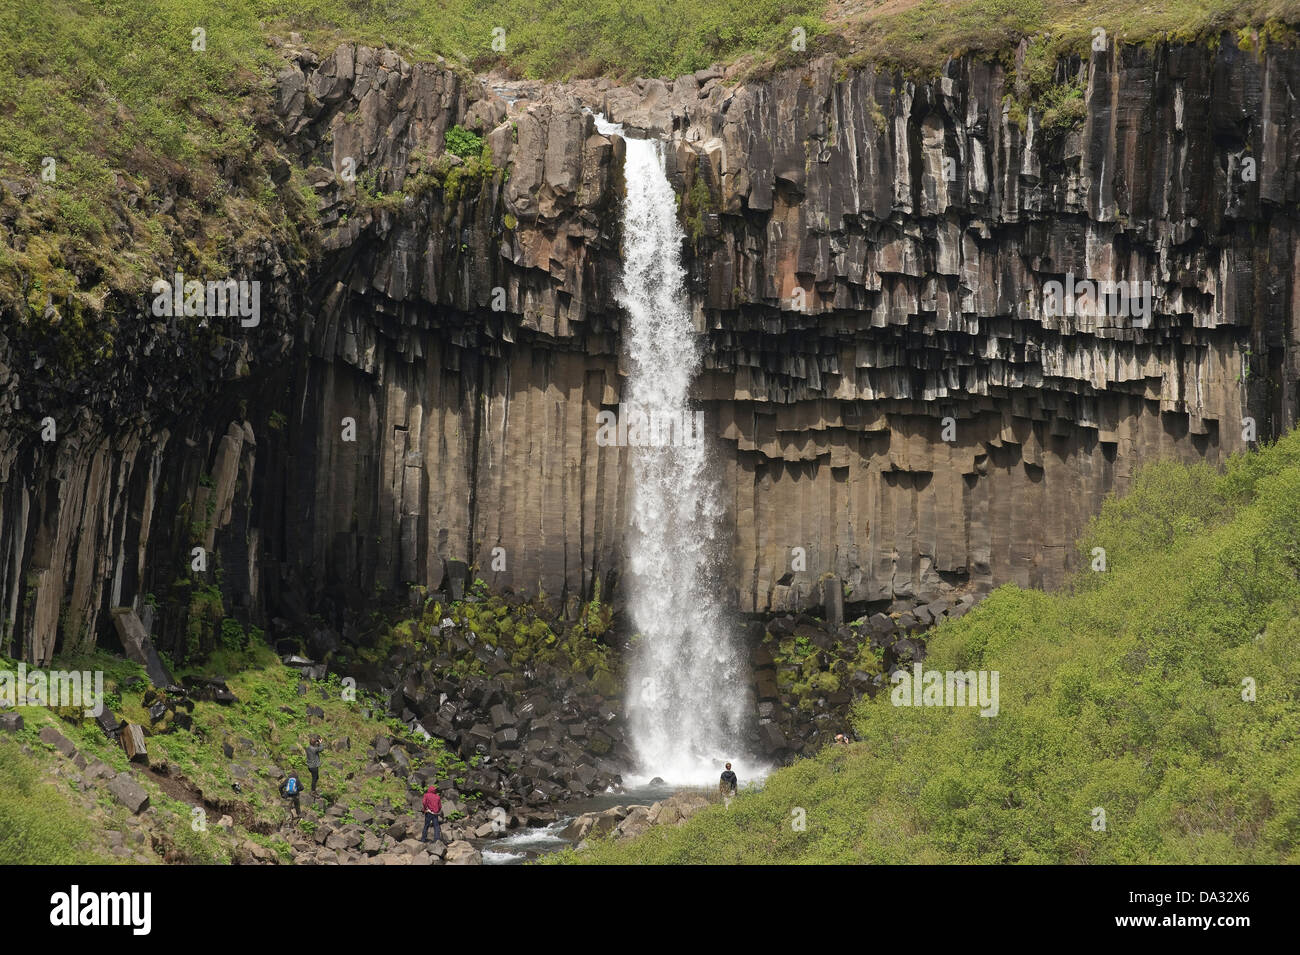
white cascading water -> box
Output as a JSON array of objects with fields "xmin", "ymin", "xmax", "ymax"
[{"xmin": 597, "ymin": 116, "xmax": 754, "ymax": 784}]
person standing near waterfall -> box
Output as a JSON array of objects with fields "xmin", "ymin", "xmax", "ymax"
[
  {"xmin": 421, "ymin": 784, "xmax": 443, "ymax": 843},
  {"xmin": 720, "ymin": 763, "xmax": 738, "ymax": 804}
]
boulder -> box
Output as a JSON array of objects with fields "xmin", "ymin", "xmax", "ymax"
[
  {"xmin": 892, "ymin": 636, "xmax": 925, "ymax": 663},
  {"xmin": 105, "ymin": 774, "xmax": 150, "ymax": 814},
  {"xmin": 444, "ymin": 840, "xmax": 482, "ymax": 865},
  {"xmin": 615, "ymin": 805, "xmax": 655, "ymax": 841},
  {"xmin": 121, "ymin": 724, "xmax": 148, "ymax": 762},
  {"xmin": 590, "ymin": 807, "xmax": 626, "ymax": 837},
  {"xmin": 243, "ymin": 839, "xmax": 279, "ymax": 863},
  {"xmin": 923, "ymin": 600, "xmax": 950, "ymax": 623},
  {"xmin": 95, "ymin": 708, "xmax": 123, "ymax": 740},
  {"xmin": 385, "ymin": 819, "xmax": 410, "ymax": 841},
  {"xmin": 560, "ymin": 812, "xmax": 596, "ymax": 841}
]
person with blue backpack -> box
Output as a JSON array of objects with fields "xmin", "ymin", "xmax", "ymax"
[{"xmin": 280, "ymin": 771, "xmax": 303, "ymax": 816}]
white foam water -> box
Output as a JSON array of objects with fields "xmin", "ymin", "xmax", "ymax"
[{"xmin": 597, "ymin": 115, "xmax": 756, "ymax": 785}]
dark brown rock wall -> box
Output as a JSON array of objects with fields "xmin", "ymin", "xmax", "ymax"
[{"xmin": 2, "ymin": 37, "xmax": 1297, "ymax": 660}]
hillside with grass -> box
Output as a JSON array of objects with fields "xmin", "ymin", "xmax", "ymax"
[
  {"xmin": 0, "ymin": 577, "xmax": 627, "ymax": 865},
  {"xmin": 554, "ymin": 434, "xmax": 1300, "ymax": 864},
  {"xmin": 0, "ymin": 642, "xmax": 470, "ymax": 864}
]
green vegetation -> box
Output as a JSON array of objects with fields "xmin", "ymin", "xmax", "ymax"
[
  {"xmin": 0, "ymin": 736, "xmax": 112, "ymax": 864},
  {"xmin": 998, "ymin": 35, "xmax": 1089, "ymax": 134},
  {"xmin": 179, "ymin": 579, "xmax": 226, "ymax": 662},
  {"xmin": 839, "ymin": 0, "xmax": 1300, "ymax": 76},
  {"xmin": 144, "ymin": 641, "xmax": 465, "ymax": 821},
  {"xmin": 0, "ymin": 0, "xmax": 822, "ymax": 314},
  {"xmin": 767, "ymin": 627, "xmax": 880, "ymax": 712},
  {"xmin": 438, "ymin": 145, "xmax": 499, "ymax": 207},
  {"xmin": 444, "ymin": 125, "xmax": 485, "ymax": 160},
  {"xmin": 681, "ymin": 171, "xmax": 718, "ymax": 248},
  {"xmin": 365, "ymin": 586, "xmax": 620, "ymax": 697},
  {"xmin": 0, "ymin": 639, "xmax": 470, "ymax": 862},
  {"xmin": 0, "ymin": 0, "xmax": 316, "ymax": 335},
  {"xmin": 557, "ymin": 432, "xmax": 1300, "ymax": 864}
]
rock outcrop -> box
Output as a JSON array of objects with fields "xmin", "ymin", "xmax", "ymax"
[{"xmin": 564, "ymin": 790, "xmax": 714, "ymax": 848}]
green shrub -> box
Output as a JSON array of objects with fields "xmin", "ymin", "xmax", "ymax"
[{"xmin": 444, "ymin": 125, "xmax": 484, "ymax": 159}]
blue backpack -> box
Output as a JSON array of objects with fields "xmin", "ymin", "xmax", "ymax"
[{"xmin": 284, "ymin": 776, "xmax": 299, "ymax": 795}]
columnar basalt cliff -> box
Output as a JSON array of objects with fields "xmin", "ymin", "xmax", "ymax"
[{"xmin": 1, "ymin": 37, "xmax": 1297, "ymax": 664}]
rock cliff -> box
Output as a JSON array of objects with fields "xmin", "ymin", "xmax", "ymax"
[{"xmin": 2, "ymin": 36, "xmax": 1297, "ymax": 663}]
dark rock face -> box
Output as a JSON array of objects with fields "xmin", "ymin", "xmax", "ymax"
[
  {"xmin": 1, "ymin": 38, "xmax": 1297, "ymax": 665},
  {"xmin": 352, "ymin": 629, "xmax": 630, "ymax": 805}
]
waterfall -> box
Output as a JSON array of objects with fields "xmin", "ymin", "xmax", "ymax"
[{"xmin": 597, "ymin": 117, "xmax": 753, "ymax": 783}]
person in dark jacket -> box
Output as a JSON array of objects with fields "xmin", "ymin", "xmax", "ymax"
[
  {"xmin": 719, "ymin": 763, "xmax": 738, "ymax": 797},
  {"xmin": 421, "ymin": 784, "xmax": 443, "ymax": 843},
  {"xmin": 304, "ymin": 736, "xmax": 324, "ymax": 792}
]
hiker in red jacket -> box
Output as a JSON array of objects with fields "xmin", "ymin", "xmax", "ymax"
[{"xmin": 420, "ymin": 784, "xmax": 443, "ymax": 843}]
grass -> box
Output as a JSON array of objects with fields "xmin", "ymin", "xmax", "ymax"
[
  {"xmin": 554, "ymin": 431, "xmax": 1300, "ymax": 864},
  {"xmin": 0, "ymin": 572, "xmax": 621, "ymax": 863},
  {"xmin": 138, "ymin": 641, "xmax": 465, "ymax": 825},
  {"xmin": 0, "ymin": 736, "xmax": 115, "ymax": 864},
  {"xmin": 837, "ymin": 0, "xmax": 1300, "ymax": 76}
]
